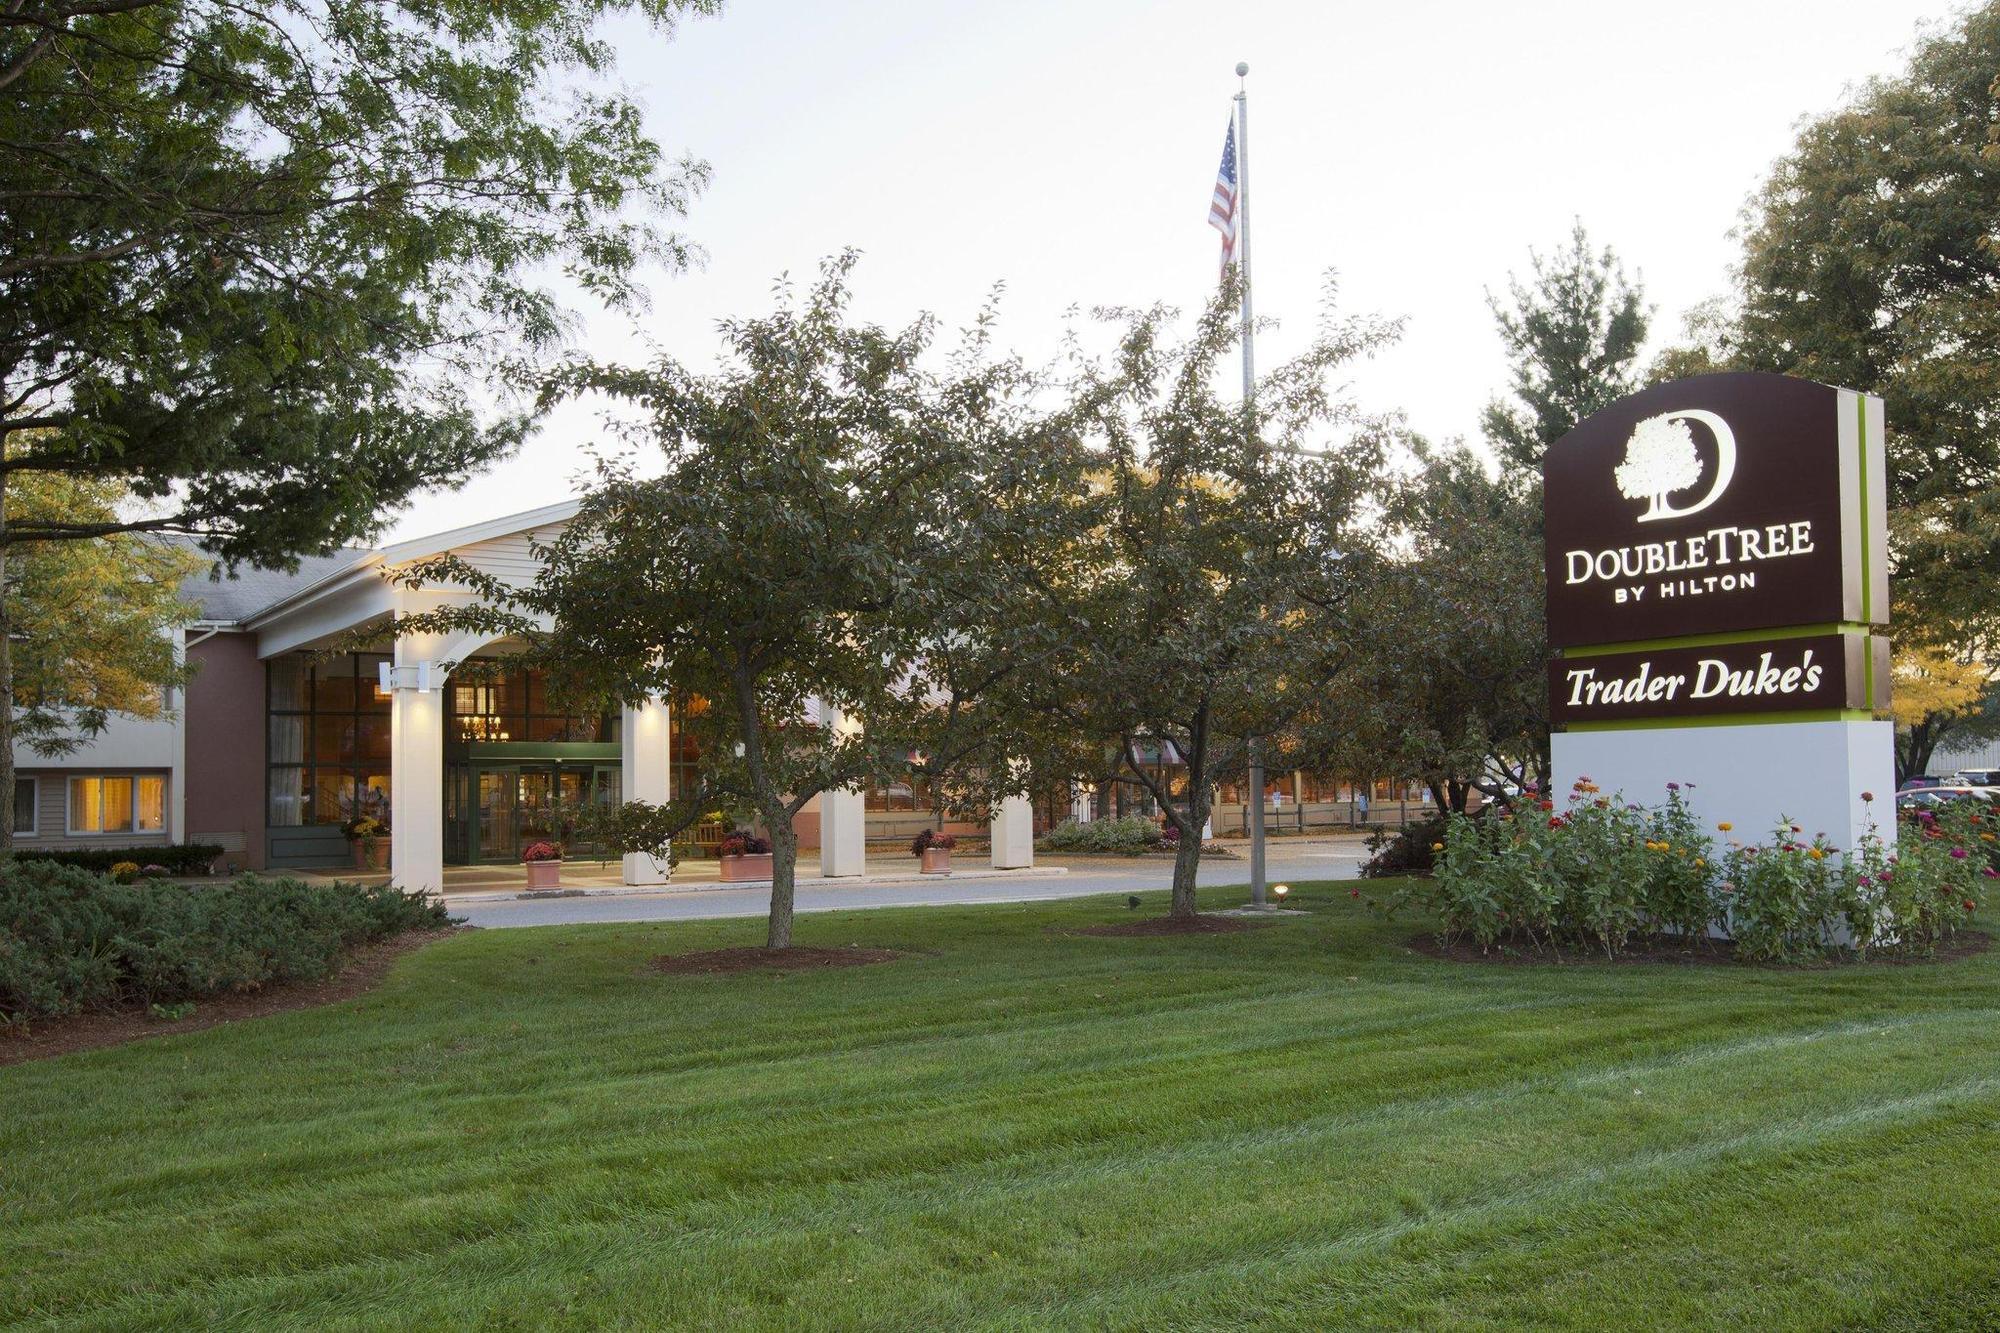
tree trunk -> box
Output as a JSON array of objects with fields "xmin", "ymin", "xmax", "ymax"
[
  {"xmin": 0, "ymin": 467, "xmax": 14, "ymax": 860},
  {"xmin": 1167, "ymin": 789, "xmax": 1208, "ymax": 919},
  {"xmin": 765, "ymin": 809, "xmax": 798, "ymax": 949}
]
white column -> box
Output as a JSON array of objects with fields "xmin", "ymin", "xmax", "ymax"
[
  {"xmin": 1070, "ymin": 783, "xmax": 1093, "ymax": 824},
  {"xmin": 387, "ymin": 651, "xmax": 445, "ymax": 897},
  {"xmin": 621, "ymin": 698, "xmax": 672, "ymax": 886},
  {"xmin": 990, "ymin": 794, "xmax": 1034, "ymax": 869},
  {"xmin": 817, "ymin": 702, "xmax": 866, "ymax": 878}
]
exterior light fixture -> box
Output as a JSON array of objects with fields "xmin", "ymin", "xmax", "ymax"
[{"xmin": 1272, "ymin": 884, "xmax": 1290, "ymax": 901}]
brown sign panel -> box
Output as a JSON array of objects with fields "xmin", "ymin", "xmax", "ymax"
[
  {"xmin": 1550, "ymin": 633, "xmax": 1889, "ymax": 727},
  {"xmin": 1542, "ymin": 373, "xmax": 1886, "ymax": 649}
]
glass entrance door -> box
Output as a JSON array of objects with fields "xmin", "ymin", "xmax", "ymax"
[{"xmin": 455, "ymin": 761, "xmax": 623, "ymax": 864}]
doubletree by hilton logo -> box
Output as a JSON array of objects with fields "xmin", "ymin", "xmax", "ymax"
[{"xmin": 1614, "ymin": 409, "xmax": 1736, "ymax": 523}]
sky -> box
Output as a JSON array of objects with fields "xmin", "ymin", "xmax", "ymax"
[{"xmin": 382, "ymin": 0, "xmax": 1968, "ymax": 545}]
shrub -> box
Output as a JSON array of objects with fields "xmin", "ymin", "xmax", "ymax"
[
  {"xmin": 1361, "ymin": 815, "xmax": 1450, "ymax": 878},
  {"xmin": 14, "ymin": 843, "xmax": 224, "ymax": 875},
  {"xmin": 1035, "ymin": 817, "xmax": 1166, "ymax": 855},
  {"xmin": 1395, "ymin": 781, "xmax": 1991, "ymax": 964},
  {"xmin": 911, "ymin": 829, "xmax": 957, "ymax": 856},
  {"xmin": 0, "ymin": 862, "xmax": 449, "ymax": 1021},
  {"xmin": 718, "ymin": 831, "xmax": 772, "ymax": 857}
]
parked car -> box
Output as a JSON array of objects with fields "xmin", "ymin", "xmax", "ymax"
[
  {"xmin": 1899, "ymin": 775, "xmax": 1947, "ymax": 792},
  {"xmin": 1896, "ymin": 785, "xmax": 2000, "ymax": 813},
  {"xmin": 1955, "ymin": 769, "xmax": 2000, "ymax": 787}
]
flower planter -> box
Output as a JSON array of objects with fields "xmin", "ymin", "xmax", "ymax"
[
  {"xmin": 920, "ymin": 848, "xmax": 953, "ymax": 875},
  {"xmin": 524, "ymin": 859, "xmax": 563, "ymax": 890},
  {"xmin": 720, "ymin": 852, "xmax": 775, "ymax": 882}
]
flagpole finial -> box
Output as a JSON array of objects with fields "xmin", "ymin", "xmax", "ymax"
[{"xmin": 1235, "ymin": 61, "xmax": 1248, "ymax": 77}]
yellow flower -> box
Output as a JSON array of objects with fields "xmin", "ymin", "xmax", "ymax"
[
  {"xmin": 1431, "ymin": 842, "xmax": 1444, "ymax": 852},
  {"xmin": 1717, "ymin": 822, "xmax": 1733, "ymax": 833},
  {"xmin": 1695, "ymin": 858, "xmax": 1706, "ymax": 869},
  {"xmin": 1808, "ymin": 848, "xmax": 1824, "ymax": 860},
  {"xmin": 1982, "ymin": 832, "xmax": 1996, "ymax": 843}
]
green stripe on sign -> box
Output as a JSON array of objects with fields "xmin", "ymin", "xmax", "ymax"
[
  {"xmin": 1566, "ymin": 708, "xmax": 1876, "ymax": 733},
  {"xmin": 1562, "ymin": 623, "xmax": 1872, "ymax": 659},
  {"xmin": 1857, "ymin": 393, "xmax": 1872, "ymax": 626}
]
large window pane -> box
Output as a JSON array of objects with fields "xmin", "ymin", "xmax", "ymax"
[
  {"xmin": 136, "ymin": 776, "xmax": 165, "ymax": 831},
  {"xmin": 313, "ymin": 715, "xmax": 355, "ymax": 764},
  {"xmin": 69, "ymin": 777, "xmax": 109, "ymax": 833},
  {"xmin": 269, "ymin": 714, "xmax": 306, "ymax": 765},
  {"xmin": 358, "ymin": 655, "xmax": 392, "ymax": 712},
  {"xmin": 268, "ymin": 766, "xmax": 306, "ymax": 827},
  {"xmin": 102, "ymin": 777, "xmax": 134, "ymax": 833},
  {"xmin": 356, "ymin": 716, "xmax": 391, "ymax": 764},
  {"xmin": 308, "ymin": 769, "xmax": 353, "ymax": 825},
  {"xmin": 316, "ymin": 655, "xmax": 364, "ymax": 712},
  {"xmin": 13, "ymin": 777, "xmax": 34, "ymax": 834},
  {"xmin": 268, "ymin": 654, "xmax": 309, "ymax": 711}
]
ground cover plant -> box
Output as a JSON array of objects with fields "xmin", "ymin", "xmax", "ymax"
[
  {"xmin": 0, "ymin": 862, "xmax": 448, "ymax": 1021},
  {"xmin": 6, "ymin": 884, "xmax": 2000, "ymax": 1328},
  {"xmin": 1394, "ymin": 781, "xmax": 1991, "ymax": 962},
  {"xmin": 1036, "ymin": 815, "xmax": 1170, "ymax": 854},
  {"xmin": 11, "ymin": 843, "xmax": 224, "ymax": 876}
]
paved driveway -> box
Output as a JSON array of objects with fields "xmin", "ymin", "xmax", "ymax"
[{"xmin": 453, "ymin": 836, "xmax": 1373, "ymax": 928}]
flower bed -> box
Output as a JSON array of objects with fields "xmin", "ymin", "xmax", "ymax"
[
  {"xmin": 1380, "ymin": 780, "xmax": 1990, "ymax": 964},
  {"xmin": 0, "ymin": 862, "xmax": 449, "ymax": 1021}
]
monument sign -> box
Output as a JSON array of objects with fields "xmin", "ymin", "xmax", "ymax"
[{"xmin": 1545, "ymin": 372, "xmax": 1893, "ymax": 851}]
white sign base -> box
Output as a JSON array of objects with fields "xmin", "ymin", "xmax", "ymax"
[{"xmin": 1552, "ymin": 719, "xmax": 1894, "ymax": 854}]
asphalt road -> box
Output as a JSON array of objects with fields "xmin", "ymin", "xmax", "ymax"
[{"xmin": 453, "ymin": 837, "xmax": 1373, "ymax": 929}]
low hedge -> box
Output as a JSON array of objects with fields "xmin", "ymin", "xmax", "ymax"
[
  {"xmin": 14, "ymin": 843, "xmax": 225, "ymax": 876},
  {"xmin": 1036, "ymin": 816, "xmax": 1169, "ymax": 855},
  {"xmin": 0, "ymin": 862, "xmax": 449, "ymax": 1021}
]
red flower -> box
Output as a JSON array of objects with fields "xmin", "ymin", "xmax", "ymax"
[
  {"xmin": 1349, "ymin": 887, "xmax": 1360, "ymax": 898},
  {"xmin": 1966, "ymin": 899, "xmax": 1978, "ymax": 912},
  {"xmin": 1548, "ymin": 816, "xmax": 1565, "ymax": 829}
]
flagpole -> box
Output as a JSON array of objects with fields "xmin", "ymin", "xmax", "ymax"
[{"xmin": 1234, "ymin": 59, "xmax": 1267, "ymax": 911}]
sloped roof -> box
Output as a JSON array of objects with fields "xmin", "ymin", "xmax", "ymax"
[{"xmin": 168, "ymin": 539, "xmax": 374, "ymax": 624}]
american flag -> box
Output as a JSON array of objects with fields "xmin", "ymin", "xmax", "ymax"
[{"xmin": 1208, "ymin": 117, "xmax": 1239, "ymax": 273}]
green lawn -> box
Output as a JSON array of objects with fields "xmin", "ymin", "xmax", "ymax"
[{"xmin": 7, "ymin": 884, "xmax": 2000, "ymax": 1331}]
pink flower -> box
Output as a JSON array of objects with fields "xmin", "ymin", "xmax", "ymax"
[
  {"xmin": 1861, "ymin": 791, "xmax": 1875, "ymax": 803},
  {"xmin": 1951, "ymin": 848, "xmax": 1969, "ymax": 860}
]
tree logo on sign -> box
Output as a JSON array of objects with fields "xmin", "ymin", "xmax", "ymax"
[{"xmin": 1614, "ymin": 409, "xmax": 1736, "ymax": 523}]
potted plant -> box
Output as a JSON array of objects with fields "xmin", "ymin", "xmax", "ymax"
[
  {"xmin": 913, "ymin": 828, "xmax": 956, "ymax": 874},
  {"xmin": 718, "ymin": 830, "xmax": 774, "ymax": 882},
  {"xmin": 341, "ymin": 814, "xmax": 389, "ymax": 871},
  {"xmin": 522, "ymin": 840, "xmax": 563, "ymax": 890}
]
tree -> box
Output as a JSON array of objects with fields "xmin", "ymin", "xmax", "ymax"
[
  {"xmin": 1322, "ymin": 444, "xmax": 1548, "ymax": 814},
  {"xmin": 1013, "ymin": 275, "xmax": 1399, "ymax": 918},
  {"xmin": 400, "ymin": 257, "xmax": 1057, "ymax": 948},
  {"xmin": 1, "ymin": 0, "xmax": 716, "ymax": 845},
  {"xmin": 1482, "ymin": 222, "xmax": 1651, "ymax": 473},
  {"xmin": 8, "ymin": 470, "xmax": 204, "ymax": 767},
  {"xmin": 1613, "ymin": 416, "xmax": 1703, "ymax": 518},
  {"xmin": 1725, "ymin": 4, "xmax": 2000, "ymax": 635},
  {"xmin": 1891, "ymin": 641, "xmax": 1999, "ymax": 783}
]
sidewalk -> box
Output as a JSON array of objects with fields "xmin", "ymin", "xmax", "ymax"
[{"xmin": 290, "ymin": 858, "xmax": 1066, "ymax": 903}]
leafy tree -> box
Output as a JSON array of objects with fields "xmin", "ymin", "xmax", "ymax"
[
  {"xmin": 1322, "ymin": 444, "xmax": 1548, "ymax": 814},
  {"xmin": 1724, "ymin": 4, "xmax": 2000, "ymax": 634},
  {"xmin": 400, "ymin": 258, "xmax": 1061, "ymax": 948},
  {"xmin": 1891, "ymin": 640, "xmax": 1999, "ymax": 783},
  {"xmin": 4, "ymin": 471, "xmax": 204, "ymax": 842},
  {"xmin": 1012, "ymin": 276, "xmax": 1399, "ymax": 918},
  {"xmin": 1482, "ymin": 221, "xmax": 1651, "ymax": 473},
  {"xmin": 1, "ymin": 0, "xmax": 716, "ymax": 842}
]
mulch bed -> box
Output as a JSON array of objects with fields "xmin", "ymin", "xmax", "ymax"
[
  {"xmin": 1409, "ymin": 928, "xmax": 1992, "ymax": 969},
  {"xmin": 0, "ymin": 927, "xmax": 466, "ymax": 1068},
  {"xmin": 649, "ymin": 946, "xmax": 903, "ymax": 975},
  {"xmin": 1072, "ymin": 914, "xmax": 1279, "ymax": 938}
]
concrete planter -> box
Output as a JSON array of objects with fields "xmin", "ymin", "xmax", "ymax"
[
  {"xmin": 524, "ymin": 859, "xmax": 562, "ymax": 890},
  {"xmin": 720, "ymin": 852, "xmax": 774, "ymax": 882},
  {"xmin": 919, "ymin": 848, "xmax": 953, "ymax": 875}
]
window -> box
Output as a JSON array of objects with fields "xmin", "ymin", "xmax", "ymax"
[
  {"xmin": 14, "ymin": 776, "xmax": 35, "ymax": 835},
  {"xmin": 67, "ymin": 775, "xmax": 165, "ymax": 835},
  {"xmin": 267, "ymin": 651, "xmax": 392, "ymax": 826}
]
